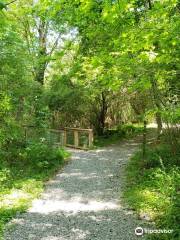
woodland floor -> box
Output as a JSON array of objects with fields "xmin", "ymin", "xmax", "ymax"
[{"xmin": 4, "ymin": 137, "xmax": 147, "ymax": 240}]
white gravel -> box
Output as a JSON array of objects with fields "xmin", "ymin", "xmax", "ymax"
[{"xmin": 4, "ymin": 139, "xmax": 147, "ymax": 240}]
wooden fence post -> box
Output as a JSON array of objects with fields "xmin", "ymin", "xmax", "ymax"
[
  {"xmin": 89, "ymin": 130, "xmax": 93, "ymax": 148},
  {"xmin": 74, "ymin": 130, "xmax": 79, "ymax": 148},
  {"xmin": 64, "ymin": 129, "xmax": 67, "ymax": 146}
]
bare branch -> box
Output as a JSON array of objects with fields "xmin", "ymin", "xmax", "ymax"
[{"xmin": 47, "ymin": 33, "xmax": 61, "ymax": 56}]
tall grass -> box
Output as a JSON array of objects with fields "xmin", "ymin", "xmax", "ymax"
[{"xmin": 124, "ymin": 144, "xmax": 180, "ymax": 240}]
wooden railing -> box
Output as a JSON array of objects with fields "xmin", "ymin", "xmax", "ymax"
[
  {"xmin": 61, "ymin": 127, "xmax": 93, "ymax": 149},
  {"xmin": 24, "ymin": 126, "xmax": 93, "ymax": 150}
]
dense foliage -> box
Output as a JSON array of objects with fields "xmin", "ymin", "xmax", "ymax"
[
  {"xmin": 0, "ymin": 139, "xmax": 69, "ymax": 238},
  {"xmin": 1, "ymin": 0, "xmax": 179, "ymax": 134},
  {"xmin": 124, "ymin": 139, "xmax": 180, "ymax": 239}
]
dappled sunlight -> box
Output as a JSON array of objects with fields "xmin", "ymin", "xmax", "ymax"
[
  {"xmin": 4, "ymin": 139, "xmax": 146, "ymax": 240},
  {"xmin": 71, "ymin": 156, "xmax": 81, "ymax": 160},
  {"xmin": 29, "ymin": 198, "xmax": 120, "ymax": 214},
  {"xmin": 71, "ymin": 228, "xmax": 89, "ymax": 239},
  {"xmin": 94, "ymin": 149, "xmax": 105, "ymax": 153},
  {"xmin": 42, "ymin": 237, "xmax": 64, "ymax": 240},
  {"xmin": 124, "ymin": 142, "xmax": 140, "ymax": 147},
  {"xmin": 1, "ymin": 190, "xmax": 32, "ymax": 208},
  {"xmin": 50, "ymin": 171, "xmax": 104, "ymax": 182},
  {"xmin": 89, "ymin": 215, "xmax": 105, "ymax": 222},
  {"xmin": 60, "ymin": 172, "xmax": 83, "ymax": 177},
  {"xmin": 78, "ymin": 175, "xmax": 101, "ymax": 180},
  {"xmin": 124, "ymin": 210, "xmax": 134, "ymax": 216},
  {"xmin": 5, "ymin": 207, "xmax": 140, "ymax": 240},
  {"xmin": 95, "ymin": 148, "xmax": 114, "ymax": 153},
  {"xmin": 12, "ymin": 218, "xmax": 25, "ymax": 225},
  {"xmin": 127, "ymin": 153, "xmax": 133, "ymax": 157}
]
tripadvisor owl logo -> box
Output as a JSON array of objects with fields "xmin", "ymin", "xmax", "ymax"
[{"xmin": 135, "ymin": 227, "xmax": 144, "ymax": 236}]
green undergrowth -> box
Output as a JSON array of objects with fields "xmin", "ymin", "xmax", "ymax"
[
  {"xmin": 94, "ymin": 123, "xmax": 144, "ymax": 147},
  {"xmin": 124, "ymin": 143, "xmax": 180, "ymax": 240},
  {"xmin": 0, "ymin": 141, "xmax": 70, "ymax": 239}
]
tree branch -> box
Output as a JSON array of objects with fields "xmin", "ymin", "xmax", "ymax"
[
  {"xmin": 147, "ymin": 0, "xmax": 152, "ymax": 10},
  {"xmin": 6, "ymin": 0, "xmax": 18, "ymax": 6},
  {"xmin": 47, "ymin": 33, "xmax": 61, "ymax": 56}
]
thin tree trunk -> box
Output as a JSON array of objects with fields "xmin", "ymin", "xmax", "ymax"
[
  {"xmin": 35, "ymin": 19, "xmax": 48, "ymax": 85},
  {"xmin": 98, "ymin": 92, "xmax": 108, "ymax": 135},
  {"xmin": 147, "ymin": 0, "xmax": 152, "ymax": 9},
  {"xmin": 35, "ymin": 60, "xmax": 47, "ymax": 85},
  {"xmin": 156, "ymin": 111, "xmax": 162, "ymax": 139},
  {"xmin": 142, "ymin": 120, "xmax": 147, "ymax": 158},
  {"xmin": 151, "ymin": 79, "xmax": 163, "ymax": 139}
]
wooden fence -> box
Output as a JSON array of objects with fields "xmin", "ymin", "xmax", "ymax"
[
  {"xmin": 62, "ymin": 127, "xmax": 93, "ymax": 149},
  {"xmin": 24, "ymin": 126, "xmax": 93, "ymax": 150}
]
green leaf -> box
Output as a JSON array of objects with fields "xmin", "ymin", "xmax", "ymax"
[{"xmin": 0, "ymin": 2, "xmax": 6, "ymax": 10}]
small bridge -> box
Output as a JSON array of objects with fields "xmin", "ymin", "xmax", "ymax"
[{"xmin": 24, "ymin": 126, "xmax": 94, "ymax": 150}]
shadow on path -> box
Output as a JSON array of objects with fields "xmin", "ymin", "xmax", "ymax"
[{"xmin": 5, "ymin": 138, "xmax": 147, "ymax": 240}]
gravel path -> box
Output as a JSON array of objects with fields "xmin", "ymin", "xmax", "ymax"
[{"xmin": 4, "ymin": 139, "xmax": 147, "ymax": 240}]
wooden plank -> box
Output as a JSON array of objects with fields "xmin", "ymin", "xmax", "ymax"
[
  {"xmin": 60, "ymin": 127, "xmax": 93, "ymax": 132},
  {"xmin": 49, "ymin": 129, "xmax": 64, "ymax": 133},
  {"xmin": 66, "ymin": 144, "xmax": 89, "ymax": 150}
]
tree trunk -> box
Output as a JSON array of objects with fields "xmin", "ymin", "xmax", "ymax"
[
  {"xmin": 98, "ymin": 92, "xmax": 108, "ymax": 135},
  {"xmin": 35, "ymin": 19, "xmax": 48, "ymax": 85},
  {"xmin": 92, "ymin": 92, "xmax": 108, "ymax": 136},
  {"xmin": 147, "ymin": 0, "xmax": 152, "ymax": 9},
  {"xmin": 99, "ymin": 92, "xmax": 108, "ymax": 135},
  {"xmin": 142, "ymin": 120, "xmax": 147, "ymax": 158},
  {"xmin": 150, "ymin": 79, "xmax": 163, "ymax": 139},
  {"xmin": 35, "ymin": 60, "xmax": 47, "ymax": 85},
  {"xmin": 156, "ymin": 111, "xmax": 162, "ymax": 139}
]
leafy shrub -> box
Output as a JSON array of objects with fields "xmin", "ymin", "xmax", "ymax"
[
  {"xmin": 95, "ymin": 124, "xmax": 144, "ymax": 147},
  {"xmin": 25, "ymin": 141, "xmax": 65, "ymax": 171},
  {"xmin": 124, "ymin": 144, "xmax": 180, "ymax": 240},
  {"xmin": 103, "ymin": 124, "xmax": 143, "ymax": 138},
  {"xmin": 130, "ymin": 144, "xmax": 180, "ymax": 171},
  {"xmin": 128, "ymin": 149, "xmax": 161, "ymax": 171},
  {"xmin": 0, "ymin": 140, "xmax": 68, "ymax": 239},
  {"xmin": 0, "ymin": 169, "xmax": 11, "ymax": 190},
  {"xmin": 117, "ymin": 124, "xmax": 144, "ymax": 137}
]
